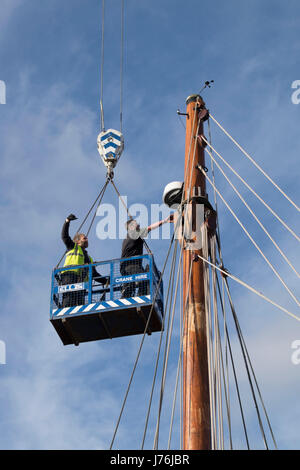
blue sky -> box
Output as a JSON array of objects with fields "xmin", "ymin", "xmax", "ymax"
[{"xmin": 0, "ymin": 0, "xmax": 299, "ymax": 450}]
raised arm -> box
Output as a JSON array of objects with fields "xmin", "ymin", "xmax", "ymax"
[
  {"xmin": 61, "ymin": 214, "xmax": 77, "ymax": 250},
  {"xmin": 147, "ymin": 214, "xmax": 174, "ymax": 232}
]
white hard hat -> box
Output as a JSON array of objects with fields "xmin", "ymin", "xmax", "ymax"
[{"xmin": 162, "ymin": 181, "xmax": 184, "ymax": 208}]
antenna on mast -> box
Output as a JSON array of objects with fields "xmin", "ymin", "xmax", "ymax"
[{"xmin": 199, "ymin": 80, "xmax": 214, "ymax": 94}]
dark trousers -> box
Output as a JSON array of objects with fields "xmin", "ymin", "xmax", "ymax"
[
  {"xmin": 60, "ymin": 271, "xmax": 86, "ymax": 308},
  {"xmin": 120, "ymin": 263, "xmax": 149, "ymax": 298}
]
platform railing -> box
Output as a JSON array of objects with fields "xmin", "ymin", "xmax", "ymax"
[{"xmin": 50, "ymin": 254, "xmax": 163, "ymax": 317}]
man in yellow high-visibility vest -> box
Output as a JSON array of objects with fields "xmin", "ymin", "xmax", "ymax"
[{"xmin": 60, "ymin": 214, "xmax": 108, "ymax": 307}]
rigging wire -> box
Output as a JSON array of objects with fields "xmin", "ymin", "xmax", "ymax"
[
  {"xmin": 223, "ymin": 277, "xmax": 278, "ymax": 449},
  {"xmin": 197, "ymin": 165, "xmax": 300, "ymax": 307},
  {"xmin": 201, "ymin": 135, "xmax": 300, "ymax": 243},
  {"xmin": 220, "ymin": 273, "xmax": 233, "ymax": 449},
  {"xmin": 167, "ymin": 257, "xmax": 193, "ymax": 449},
  {"xmin": 141, "ymin": 238, "xmax": 179, "ymax": 449},
  {"xmin": 208, "ymin": 113, "xmax": 300, "ymax": 212},
  {"xmin": 106, "ymin": 97, "xmax": 285, "ymax": 449},
  {"xmin": 210, "ymin": 238, "xmax": 225, "ymax": 449},
  {"xmin": 210, "ymin": 232, "xmax": 234, "ymax": 449},
  {"xmin": 202, "ymin": 226, "xmax": 217, "ymax": 448},
  {"xmin": 168, "ymin": 108, "xmax": 279, "ymax": 448},
  {"xmin": 214, "ymin": 272, "xmax": 250, "ymax": 449},
  {"xmin": 213, "ymin": 229, "xmax": 276, "ymax": 448},
  {"xmin": 221, "ymin": 268, "xmax": 269, "ymax": 449},
  {"xmin": 204, "ymin": 146, "xmax": 300, "ymax": 279},
  {"xmin": 153, "ymin": 243, "xmax": 184, "ymax": 449},
  {"xmin": 143, "ymin": 107, "xmax": 204, "ymax": 449},
  {"xmin": 109, "ymin": 233, "xmax": 175, "ymax": 449},
  {"xmin": 197, "ymin": 253, "xmax": 300, "ymax": 322}
]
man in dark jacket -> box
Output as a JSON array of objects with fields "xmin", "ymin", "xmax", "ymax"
[
  {"xmin": 60, "ymin": 214, "xmax": 107, "ymax": 307},
  {"xmin": 120, "ymin": 216, "xmax": 173, "ymax": 298}
]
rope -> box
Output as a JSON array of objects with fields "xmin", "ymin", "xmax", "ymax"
[
  {"xmin": 197, "ymin": 254, "xmax": 300, "ymax": 322},
  {"xmin": 109, "ymin": 233, "xmax": 175, "ymax": 449},
  {"xmin": 120, "ymin": 0, "xmax": 124, "ymax": 133},
  {"xmin": 209, "ymin": 113, "xmax": 300, "ymax": 212},
  {"xmin": 198, "ymin": 166, "xmax": 300, "ymax": 307},
  {"xmin": 205, "ymin": 146, "xmax": 300, "ymax": 279},
  {"xmin": 201, "ymin": 135, "xmax": 299, "ymax": 242}
]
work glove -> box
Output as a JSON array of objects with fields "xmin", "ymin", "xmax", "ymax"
[{"xmin": 66, "ymin": 214, "xmax": 77, "ymax": 222}]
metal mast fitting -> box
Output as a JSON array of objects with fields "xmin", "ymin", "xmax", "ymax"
[{"xmin": 97, "ymin": 129, "xmax": 124, "ymax": 179}]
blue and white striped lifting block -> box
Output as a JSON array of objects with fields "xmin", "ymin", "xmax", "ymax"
[
  {"xmin": 97, "ymin": 128, "xmax": 124, "ymax": 170},
  {"xmin": 51, "ymin": 295, "xmax": 152, "ymax": 319}
]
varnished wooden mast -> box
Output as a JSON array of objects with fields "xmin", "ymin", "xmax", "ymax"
[{"xmin": 182, "ymin": 94, "xmax": 211, "ymax": 450}]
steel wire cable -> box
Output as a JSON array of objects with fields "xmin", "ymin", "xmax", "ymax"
[{"xmin": 209, "ymin": 113, "xmax": 300, "ymax": 212}]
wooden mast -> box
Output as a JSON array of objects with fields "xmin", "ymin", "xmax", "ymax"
[{"xmin": 182, "ymin": 94, "xmax": 211, "ymax": 450}]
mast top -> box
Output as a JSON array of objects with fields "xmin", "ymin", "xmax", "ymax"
[{"xmin": 186, "ymin": 94, "xmax": 205, "ymax": 106}]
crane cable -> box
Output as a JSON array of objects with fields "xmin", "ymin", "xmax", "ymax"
[
  {"xmin": 55, "ymin": 179, "xmax": 110, "ymax": 268},
  {"xmin": 110, "ymin": 179, "xmax": 153, "ymax": 255},
  {"xmin": 100, "ymin": 0, "xmax": 125, "ymax": 132},
  {"xmin": 100, "ymin": 0, "xmax": 105, "ymax": 130}
]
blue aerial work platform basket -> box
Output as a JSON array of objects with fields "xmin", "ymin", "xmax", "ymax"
[{"xmin": 50, "ymin": 254, "xmax": 164, "ymax": 346}]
